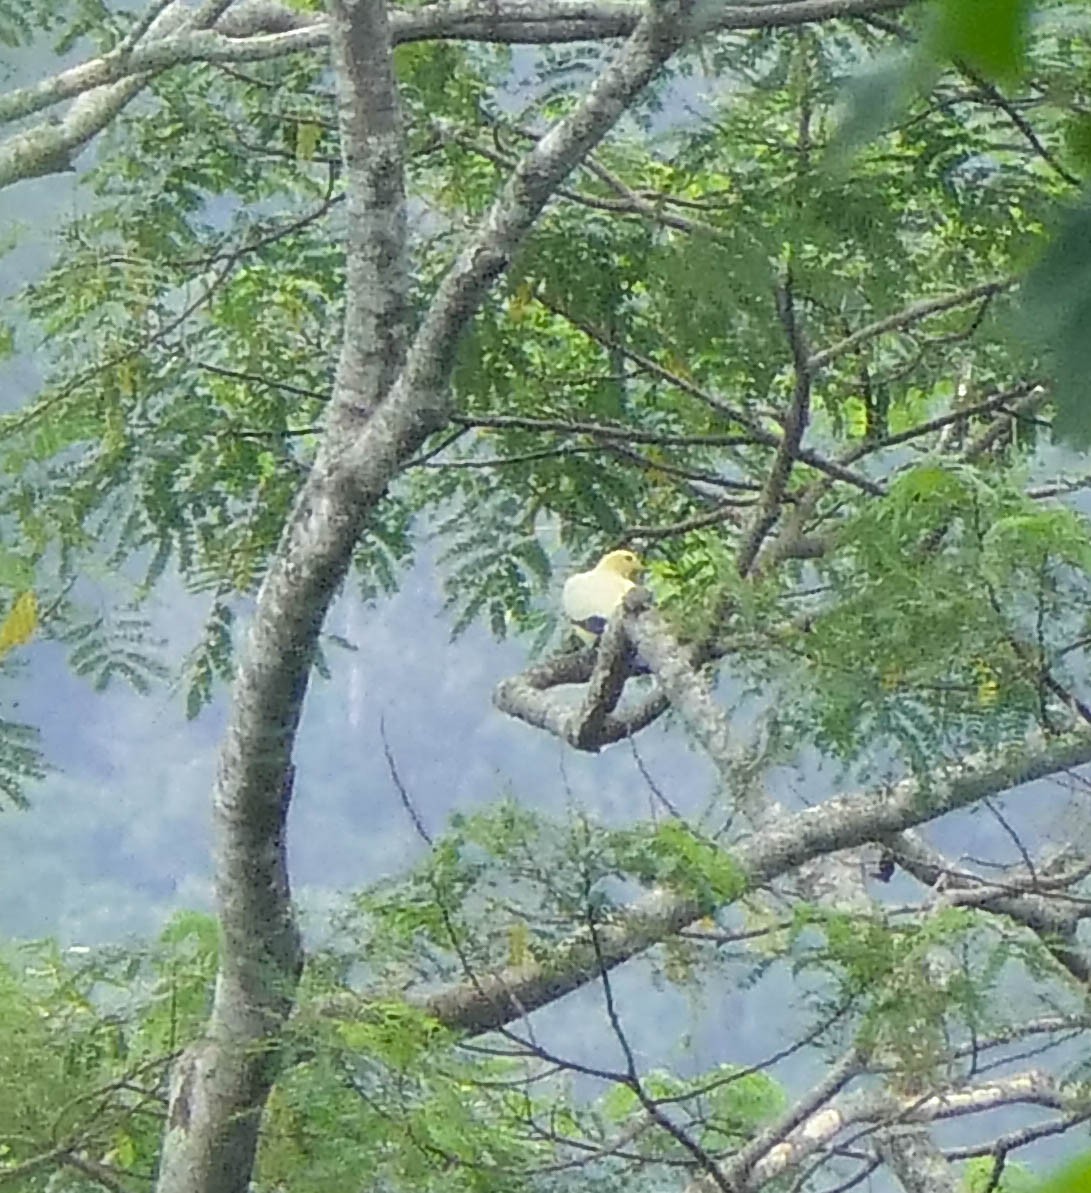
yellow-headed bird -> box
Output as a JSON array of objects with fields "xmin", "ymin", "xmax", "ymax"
[{"xmin": 563, "ymin": 550, "xmax": 648, "ymax": 671}]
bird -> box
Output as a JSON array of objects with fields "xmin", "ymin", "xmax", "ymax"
[{"xmin": 562, "ymin": 549, "xmax": 649, "ymax": 672}]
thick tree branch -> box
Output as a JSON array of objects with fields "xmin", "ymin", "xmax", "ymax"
[
  {"xmin": 751, "ymin": 1070, "xmax": 1072, "ymax": 1188},
  {"xmin": 493, "ymin": 638, "xmax": 671, "ymax": 750},
  {"xmin": 407, "ymin": 730, "xmax": 1091, "ymax": 1035},
  {"xmin": 154, "ymin": 0, "xmax": 408, "ymax": 1188},
  {"xmin": 493, "ymin": 587, "xmax": 738, "ymax": 761},
  {"xmin": 351, "ymin": 1, "xmax": 695, "ymax": 450},
  {"xmin": 886, "ymin": 830, "xmax": 1091, "ymax": 984},
  {"xmin": 875, "ymin": 1130, "xmax": 962, "ymax": 1193},
  {"xmin": 686, "ymin": 1069, "xmax": 1075, "ymax": 1192},
  {"xmin": 571, "ymin": 605, "xmax": 645, "ymax": 749},
  {"xmin": 0, "ymin": 1, "xmax": 235, "ymax": 189},
  {"xmin": 620, "ymin": 590, "xmax": 757, "ymax": 816},
  {"xmin": 0, "ymin": 0, "xmax": 913, "ymax": 131},
  {"xmin": 154, "ymin": 5, "xmax": 698, "ymax": 1190},
  {"xmin": 0, "ymin": 0, "xmax": 913, "ymax": 194},
  {"xmin": 714, "ymin": 1048, "xmax": 864, "ymax": 1190}
]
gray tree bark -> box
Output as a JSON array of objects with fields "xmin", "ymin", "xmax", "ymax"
[{"xmin": 153, "ymin": 2, "xmax": 696, "ymax": 1190}]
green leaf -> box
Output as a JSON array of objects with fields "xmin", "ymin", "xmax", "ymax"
[
  {"xmin": 1036, "ymin": 1156, "xmax": 1091, "ymax": 1193},
  {"xmin": 930, "ymin": 0, "xmax": 1030, "ymax": 83},
  {"xmin": 831, "ymin": 51, "xmax": 940, "ymax": 161},
  {"xmin": 1064, "ymin": 114, "xmax": 1091, "ymax": 178},
  {"xmin": 963, "ymin": 1156, "xmax": 1036, "ymax": 1192},
  {"xmin": 1018, "ymin": 195, "xmax": 1091, "ymax": 446}
]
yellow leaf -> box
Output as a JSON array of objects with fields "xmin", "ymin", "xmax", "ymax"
[
  {"xmin": 880, "ymin": 665, "xmax": 903, "ymax": 692},
  {"xmin": 295, "ymin": 121, "xmax": 321, "ymax": 162},
  {"xmin": 116, "ymin": 361, "xmax": 135, "ymax": 397},
  {"xmin": 0, "ymin": 591, "xmax": 37, "ymax": 659},
  {"xmin": 508, "ymin": 280, "xmax": 536, "ymax": 323},
  {"xmin": 664, "ymin": 352, "xmax": 692, "ymax": 380},
  {"xmin": 971, "ymin": 658, "xmax": 1000, "ymax": 708},
  {"xmin": 507, "ymin": 921, "xmax": 530, "ymax": 966},
  {"xmin": 843, "ymin": 396, "xmax": 868, "ymax": 438},
  {"xmin": 103, "ymin": 1132, "xmax": 137, "ymax": 1169},
  {"xmin": 741, "ymin": 895, "xmax": 789, "ymax": 957},
  {"xmin": 257, "ymin": 450, "xmax": 277, "ymax": 483}
]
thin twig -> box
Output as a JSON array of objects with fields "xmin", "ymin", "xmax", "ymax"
[
  {"xmin": 806, "ymin": 280, "xmax": 1013, "ymax": 373},
  {"xmin": 736, "ymin": 274, "xmax": 811, "ymax": 577}
]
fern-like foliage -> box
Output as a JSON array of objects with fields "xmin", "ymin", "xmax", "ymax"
[
  {"xmin": 0, "ymin": 716, "xmax": 45, "ymax": 809},
  {"xmin": 59, "ymin": 609, "xmax": 169, "ymax": 695}
]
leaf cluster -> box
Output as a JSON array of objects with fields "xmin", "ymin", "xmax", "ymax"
[{"xmin": 0, "ymin": 912, "xmax": 218, "ymax": 1188}]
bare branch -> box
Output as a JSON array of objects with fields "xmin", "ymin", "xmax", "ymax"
[
  {"xmin": 0, "ymin": 4, "xmax": 323, "ymax": 129},
  {"xmin": 453, "ymin": 412, "xmax": 760, "ymax": 451},
  {"xmin": 963, "ymin": 387, "xmax": 1048, "ymax": 460},
  {"xmin": 736, "ymin": 276, "xmax": 812, "ymax": 577},
  {"xmin": 874, "ymin": 1129, "xmax": 963, "ymax": 1193},
  {"xmin": 839, "ymin": 381, "xmax": 1041, "ymax": 465},
  {"xmin": 620, "ymin": 590, "xmax": 761, "ymax": 818},
  {"xmin": 0, "ymin": 0, "xmax": 914, "ymax": 137},
  {"xmin": 806, "ymin": 279, "xmax": 1013, "ymax": 373},
  {"xmin": 692, "ymin": 1069, "xmax": 1074, "ymax": 1192},
  {"xmin": 628, "ymin": 501, "xmax": 745, "ymax": 543},
  {"xmin": 886, "ymin": 830, "xmax": 1091, "ymax": 984},
  {"xmin": 716, "ymin": 1049, "xmax": 865, "ymax": 1190},
  {"xmin": 571, "ymin": 605, "xmax": 645, "ymax": 748},
  {"xmin": 0, "ymin": 0, "xmax": 268, "ymax": 188},
  {"xmin": 942, "ymin": 1108, "xmax": 1091, "ymax": 1166},
  {"xmin": 957, "ymin": 63, "xmax": 1082, "ymax": 188},
  {"xmin": 493, "ymin": 636, "xmax": 671, "ymax": 751}
]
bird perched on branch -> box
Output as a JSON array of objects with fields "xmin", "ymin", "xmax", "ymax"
[{"xmin": 562, "ymin": 549, "xmax": 649, "ymax": 672}]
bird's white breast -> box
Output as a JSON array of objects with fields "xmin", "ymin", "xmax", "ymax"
[{"xmin": 562, "ymin": 568, "xmax": 634, "ymax": 624}]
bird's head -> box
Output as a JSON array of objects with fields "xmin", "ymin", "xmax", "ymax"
[{"xmin": 598, "ymin": 549, "xmax": 644, "ymax": 581}]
